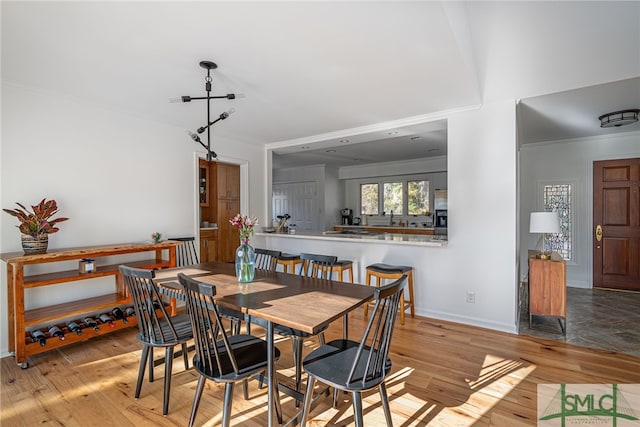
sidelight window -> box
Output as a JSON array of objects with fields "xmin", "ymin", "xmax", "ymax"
[{"xmin": 543, "ymin": 184, "xmax": 572, "ymax": 261}]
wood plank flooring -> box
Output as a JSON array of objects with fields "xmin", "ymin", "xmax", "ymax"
[{"xmin": 2, "ymin": 311, "xmax": 639, "ymax": 426}]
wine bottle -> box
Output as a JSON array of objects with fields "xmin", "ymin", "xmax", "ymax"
[
  {"xmin": 125, "ymin": 306, "xmax": 135, "ymax": 317},
  {"xmin": 99, "ymin": 313, "xmax": 115, "ymax": 328},
  {"xmin": 111, "ymin": 307, "xmax": 127, "ymax": 324},
  {"xmin": 82, "ymin": 317, "xmax": 99, "ymax": 331},
  {"xmin": 31, "ymin": 330, "xmax": 47, "ymax": 347},
  {"xmin": 48, "ymin": 325, "xmax": 65, "ymax": 341},
  {"xmin": 67, "ymin": 321, "xmax": 83, "ymax": 335}
]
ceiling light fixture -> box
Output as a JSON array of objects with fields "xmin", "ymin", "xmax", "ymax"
[
  {"xmin": 410, "ymin": 136, "xmax": 422, "ymax": 141},
  {"xmin": 598, "ymin": 109, "xmax": 640, "ymax": 128},
  {"xmin": 326, "ymin": 149, "xmax": 336, "ymax": 153},
  {"xmin": 171, "ymin": 61, "xmax": 244, "ymax": 160},
  {"xmin": 339, "ymin": 139, "xmax": 350, "ymax": 143}
]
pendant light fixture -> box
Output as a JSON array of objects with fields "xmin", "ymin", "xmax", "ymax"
[
  {"xmin": 171, "ymin": 61, "xmax": 244, "ymax": 160},
  {"xmin": 598, "ymin": 109, "xmax": 639, "ymax": 128}
]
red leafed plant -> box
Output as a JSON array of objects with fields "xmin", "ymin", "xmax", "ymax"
[{"xmin": 3, "ymin": 198, "xmax": 69, "ymax": 237}]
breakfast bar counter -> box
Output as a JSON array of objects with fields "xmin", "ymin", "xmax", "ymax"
[{"xmin": 255, "ymin": 230, "xmax": 447, "ymax": 247}]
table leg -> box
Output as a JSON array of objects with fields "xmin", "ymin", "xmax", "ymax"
[{"xmin": 267, "ymin": 321, "xmax": 277, "ymax": 427}]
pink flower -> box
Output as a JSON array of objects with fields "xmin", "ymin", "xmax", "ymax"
[{"xmin": 229, "ymin": 214, "xmax": 259, "ymax": 244}]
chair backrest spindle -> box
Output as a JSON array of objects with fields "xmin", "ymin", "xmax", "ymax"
[
  {"xmin": 178, "ymin": 273, "xmax": 240, "ymax": 376},
  {"xmin": 347, "ymin": 275, "xmax": 406, "ymax": 388},
  {"xmin": 120, "ymin": 265, "xmax": 179, "ymax": 344},
  {"xmin": 168, "ymin": 237, "xmax": 199, "ymax": 266},
  {"xmin": 255, "ymin": 248, "xmax": 281, "ymax": 271}
]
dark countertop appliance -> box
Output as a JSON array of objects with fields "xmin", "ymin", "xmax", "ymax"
[
  {"xmin": 341, "ymin": 208, "xmax": 353, "ymax": 225},
  {"xmin": 435, "ymin": 209, "xmax": 448, "ymax": 228}
]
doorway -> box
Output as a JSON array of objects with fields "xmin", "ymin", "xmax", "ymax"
[
  {"xmin": 272, "ymin": 181, "xmax": 319, "ymax": 231},
  {"xmin": 593, "ymin": 158, "xmax": 640, "ymax": 291}
]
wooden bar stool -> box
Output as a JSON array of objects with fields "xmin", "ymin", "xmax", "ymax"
[
  {"xmin": 277, "ymin": 253, "xmax": 303, "ymax": 273},
  {"xmin": 365, "ymin": 263, "xmax": 415, "ymax": 325},
  {"xmin": 319, "ymin": 259, "xmax": 354, "ymax": 282}
]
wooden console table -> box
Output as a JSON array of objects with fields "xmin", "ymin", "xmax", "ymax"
[
  {"xmin": 1, "ymin": 241, "xmax": 180, "ymax": 368},
  {"xmin": 528, "ymin": 250, "xmax": 567, "ymax": 334}
]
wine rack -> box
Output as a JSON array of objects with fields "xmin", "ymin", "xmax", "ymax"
[{"xmin": 1, "ymin": 242, "xmax": 179, "ymax": 368}]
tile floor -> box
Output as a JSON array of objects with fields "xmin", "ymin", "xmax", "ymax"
[{"xmin": 519, "ymin": 286, "xmax": 640, "ymax": 358}]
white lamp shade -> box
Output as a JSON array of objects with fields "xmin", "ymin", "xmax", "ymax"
[{"xmin": 529, "ymin": 212, "xmax": 560, "ymax": 234}]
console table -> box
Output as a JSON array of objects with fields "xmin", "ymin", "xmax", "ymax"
[
  {"xmin": 528, "ymin": 250, "xmax": 567, "ymax": 334},
  {"xmin": 1, "ymin": 241, "xmax": 180, "ymax": 368}
]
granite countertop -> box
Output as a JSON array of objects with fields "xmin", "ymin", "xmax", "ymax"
[
  {"xmin": 335, "ymin": 224, "xmax": 435, "ymax": 231},
  {"xmin": 255, "ymin": 230, "xmax": 447, "ymax": 247}
]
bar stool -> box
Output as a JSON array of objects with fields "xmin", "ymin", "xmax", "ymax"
[
  {"xmin": 319, "ymin": 260, "xmax": 354, "ymax": 282},
  {"xmin": 364, "ymin": 263, "xmax": 415, "ymax": 325},
  {"xmin": 277, "ymin": 253, "xmax": 303, "ymax": 273}
]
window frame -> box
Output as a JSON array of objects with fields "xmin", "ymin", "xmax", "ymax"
[
  {"xmin": 359, "ymin": 177, "xmax": 432, "ymax": 217},
  {"xmin": 537, "ymin": 180, "xmax": 576, "ymax": 264}
]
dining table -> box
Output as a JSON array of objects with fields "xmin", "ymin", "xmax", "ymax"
[{"xmin": 154, "ymin": 261, "xmax": 376, "ymax": 427}]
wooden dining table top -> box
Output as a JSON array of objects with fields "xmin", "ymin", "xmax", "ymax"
[{"xmin": 154, "ymin": 262, "xmax": 375, "ymax": 335}]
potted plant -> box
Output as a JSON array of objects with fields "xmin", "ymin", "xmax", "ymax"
[{"xmin": 3, "ymin": 198, "xmax": 69, "ymax": 254}]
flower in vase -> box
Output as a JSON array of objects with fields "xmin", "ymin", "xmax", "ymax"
[
  {"xmin": 229, "ymin": 214, "xmax": 258, "ymax": 244},
  {"xmin": 151, "ymin": 232, "xmax": 162, "ymax": 243}
]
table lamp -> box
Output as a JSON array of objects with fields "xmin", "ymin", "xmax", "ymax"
[{"xmin": 529, "ymin": 212, "xmax": 560, "ymax": 260}]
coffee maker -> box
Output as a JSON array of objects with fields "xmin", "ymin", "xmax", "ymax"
[{"xmin": 340, "ymin": 208, "xmax": 353, "ymax": 225}]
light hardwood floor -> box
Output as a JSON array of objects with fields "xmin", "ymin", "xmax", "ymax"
[{"xmin": 2, "ymin": 311, "xmax": 639, "ymax": 426}]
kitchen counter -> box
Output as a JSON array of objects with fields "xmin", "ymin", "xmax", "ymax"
[
  {"xmin": 255, "ymin": 230, "xmax": 447, "ymax": 247},
  {"xmin": 334, "ymin": 224, "xmax": 435, "ymax": 232}
]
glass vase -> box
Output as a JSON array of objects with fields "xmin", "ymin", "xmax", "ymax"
[{"xmin": 235, "ymin": 242, "xmax": 256, "ymax": 283}]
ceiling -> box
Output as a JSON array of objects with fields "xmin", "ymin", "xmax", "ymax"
[{"xmin": 2, "ymin": 2, "xmax": 639, "ymax": 168}]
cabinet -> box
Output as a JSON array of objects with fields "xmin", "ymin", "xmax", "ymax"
[
  {"xmin": 217, "ymin": 198, "xmax": 240, "ymax": 262},
  {"xmin": 1, "ymin": 241, "xmax": 179, "ymax": 367},
  {"xmin": 216, "ymin": 162, "xmax": 240, "ymax": 200},
  {"xmin": 199, "ymin": 158, "xmax": 209, "ymax": 207},
  {"xmin": 200, "ymin": 229, "xmax": 218, "ymax": 263},
  {"xmin": 528, "ymin": 251, "xmax": 566, "ymax": 334},
  {"xmin": 215, "ymin": 163, "xmax": 240, "ymax": 262}
]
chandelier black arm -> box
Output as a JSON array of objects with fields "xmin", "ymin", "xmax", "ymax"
[{"xmin": 181, "ymin": 94, "xmax": 238, "ymax": 102}]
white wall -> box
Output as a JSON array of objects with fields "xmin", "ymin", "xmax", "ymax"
[
  {"xmin": 0, "ymin": 82, "xmax": 267, "ymax": 357},
  {"xmin": 519, "ymin": 131, "xmax": 640, "ymax": 288},
  {"xmin": 263, "ymin": 100, "xmax": 520, "ymax": 332}
]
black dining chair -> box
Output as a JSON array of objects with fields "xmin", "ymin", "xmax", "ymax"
[
  {"xmin": 168, "ymin": 237, "xmax": 199, "ymax": 266},
  {"xmin": 119, "ymin": 265, "xmax": 193, "ymax": 416},
  {"xmin": 177, "ymin": 272, "xmax": 282, "ymax": 427},
  {"xmin": 299, "ymin": 275, "xmax": 407, "ymax": 427}
]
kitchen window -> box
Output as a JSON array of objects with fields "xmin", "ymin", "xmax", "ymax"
[
  {"xmin": 360, "ymin": 179, "xmax": 431, "ymax": 216},
  {"xmin": 383, "ymin": 182, "xmax": 403, "ymax": 215},
  {"xmin": 360, "ymin": 183, "xmax": 379, "ymax": 215},
  {"xmin": 408, "ymin": 180, "xmax": 429, "ymax": 215}
]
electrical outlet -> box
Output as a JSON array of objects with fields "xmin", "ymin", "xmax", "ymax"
[{"xmin": 466, "ymin": 291, "xmax": 476, "ymax": 304}]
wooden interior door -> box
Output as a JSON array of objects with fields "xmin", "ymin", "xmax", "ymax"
[{"xmin": 593, "ymin": 158, "xmax": 640, "ymax": 290}]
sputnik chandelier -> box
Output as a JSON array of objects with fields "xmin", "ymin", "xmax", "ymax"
[{"xmin": 171, "ymin": 60, "xmax": 244, "ymax": 160}]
